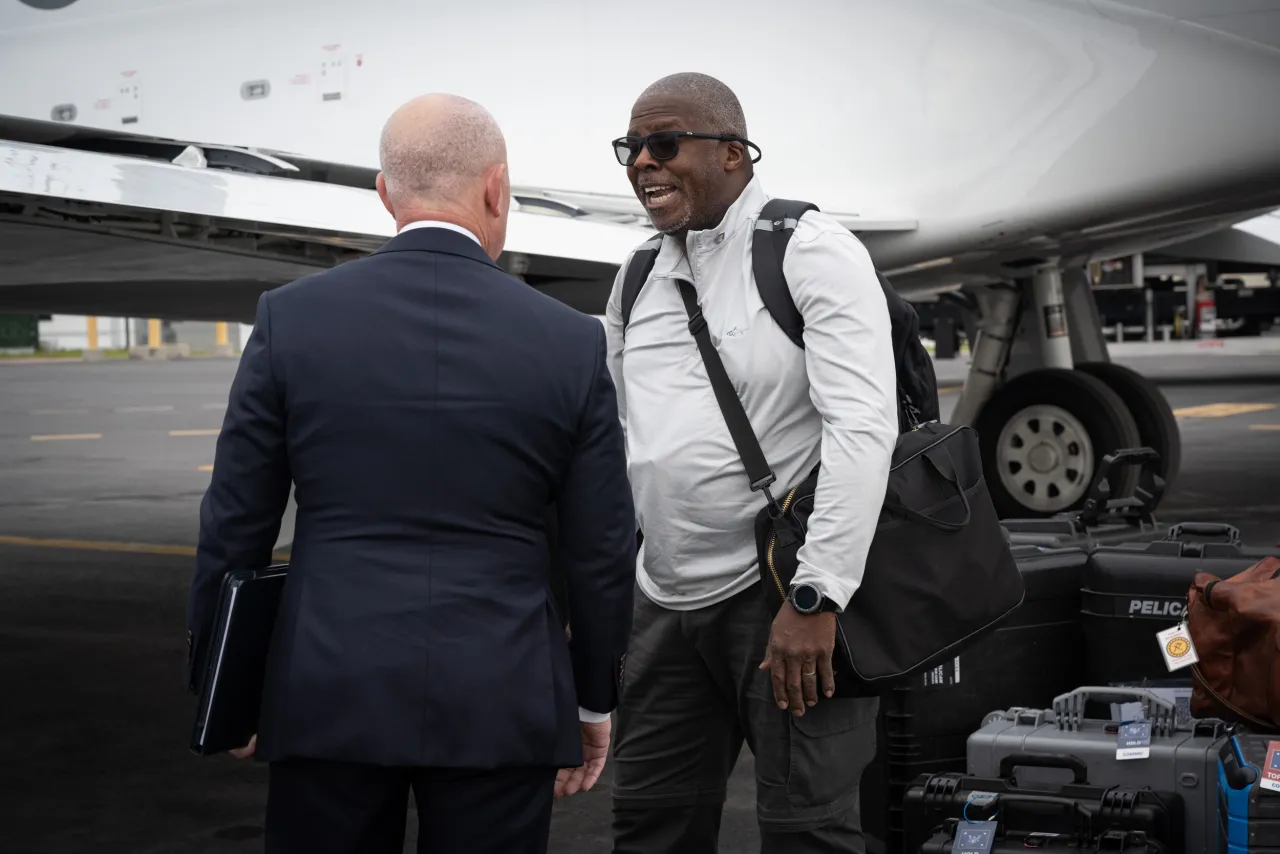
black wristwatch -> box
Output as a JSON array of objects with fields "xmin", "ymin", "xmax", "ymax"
[{"xmin": 788, "ymin": 583, "xmax": 838, "ymax": 615}]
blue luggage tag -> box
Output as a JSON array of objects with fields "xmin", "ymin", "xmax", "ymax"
[
  {"xmin": 1117, "ymin": 720, "xmax": 1152, "ymax": 760},
  {"xmin": 955, "ymin": 820, "xmax": 998, "ymax": 854}
]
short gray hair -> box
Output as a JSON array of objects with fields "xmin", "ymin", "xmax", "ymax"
[
  {"xmin": 636, "ymin": 72, "xmax": 747, "ymax": 138},
  {"xmin": 378, "ymin": 94, "xmax": 507, "ymax": 206}
]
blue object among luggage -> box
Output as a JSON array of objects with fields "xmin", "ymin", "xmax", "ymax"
[{"xmin": 1218, "ymin": 732, "xmax": 1280, "ymax": 854}]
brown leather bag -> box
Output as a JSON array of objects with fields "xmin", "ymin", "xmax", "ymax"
[{"xmin": 1187, "ymin": 556, "xmax": 1280, "ymax": 728}]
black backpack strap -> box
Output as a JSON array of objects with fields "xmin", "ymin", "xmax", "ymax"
[
  {"xmin": 752, "ymin": 198, "xmax": 817, "ymax": 349},
  {"xmin": 674, "ymin": 280, "xmax": 784, "ymax": 516},
  {"xmin": 620, "ymin": 235, "xmax": 664, "ymax": 331}
]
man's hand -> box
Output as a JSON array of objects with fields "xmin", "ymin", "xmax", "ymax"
[
  {"xmin": 759, "ymin": 602, "xmax": 836, "ymax": 716},
  {"xmin": 554, "ymin": 718, "xmax": 611, "ymax": 799},
  {"xmin": 230, "ymin": 733, "xmax": 256, "ymax": 760}
]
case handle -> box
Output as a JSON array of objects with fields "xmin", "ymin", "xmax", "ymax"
[
  {"xmin": 1052, "ymin": 686, "xmax": 1176, "ymax": 737},
  {"xmin": 1165, "ymin": 522, "xmax": 1241, "ymax": 544},
  {"xmin": 998, "ymin": 752, "xmax": 1089, "ymax": 785},
  {"xmin": 1078, "ymin": 447, "xmax": 1165, "ymax": 528}
]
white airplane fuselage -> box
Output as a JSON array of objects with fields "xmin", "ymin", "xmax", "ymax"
[{"xmin": 3, "ymin": 0, "xmax": 1280, "ymax": 286}]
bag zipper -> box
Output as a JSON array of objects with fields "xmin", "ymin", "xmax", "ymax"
[{"xmin": 766, "ymin": 483, "xmax": 802, "ymax": 598}]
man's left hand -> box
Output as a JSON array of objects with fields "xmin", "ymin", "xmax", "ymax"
[
  {"xmin": 759, "ymin": 603, "xmax": 836, "ymax": 715},
  {"xmin": 229, "ymin": 734, "xmax": 256, "ymax": 760}
]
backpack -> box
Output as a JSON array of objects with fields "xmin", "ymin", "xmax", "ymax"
[{"xmin": 619, "ymin": 197, "xmax": 940, "ymax": 434}]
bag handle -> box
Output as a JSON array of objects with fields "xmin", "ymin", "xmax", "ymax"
[
  {"xmin": 883, "ymin": 447, "xmax": 971, "ymax": 531},
  {"xmin": 674, "ymin": 281, "xmax": 786, "ymax": 516}
]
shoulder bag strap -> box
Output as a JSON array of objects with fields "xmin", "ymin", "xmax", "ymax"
[{"xmin": 673, "ymin": 280, "xmax": 784, "ymax": 517}]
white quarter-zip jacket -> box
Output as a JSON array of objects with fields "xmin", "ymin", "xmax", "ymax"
[{"xmin": 603, "ymin": 176, "xmax": 899, "ymax": 612}]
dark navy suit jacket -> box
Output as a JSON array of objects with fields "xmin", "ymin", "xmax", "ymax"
[{"xmin": 187, "ymin": 225, "xmax": 636, "ymax": 769}]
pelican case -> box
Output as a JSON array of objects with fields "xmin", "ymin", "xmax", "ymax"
[
  {"xmin": 903, "ymin": 751, "xmax": 1182, "ymax": 854},
  {"xmin": 1218, "ymin": 731, "xmax": 1280, "ymax": 854},
  {"xmin": 1082, "ymin": 522, "xmax": 1276, "ymax": 687},
  {"xmin": 860, "ymin": 545, "xmax": 1088, "ymax": 854},
  {"xmin": 967, "ymin": 686, "xmax": 1230, "ymax": 854}
]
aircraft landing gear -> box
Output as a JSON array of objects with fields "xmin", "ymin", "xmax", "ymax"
[{"xmin": 950, "ymin": 265, "xmax": 1182, "ymax": 519}]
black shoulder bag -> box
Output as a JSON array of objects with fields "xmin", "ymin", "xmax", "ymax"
[{"xmin": 674, "ymin": 281, "xmax": 1024, "ymax": 696}]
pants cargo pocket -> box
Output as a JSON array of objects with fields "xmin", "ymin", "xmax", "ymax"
[{"xmin": 784, "ymin": 696, "xmax": 878, "ymax": 810}]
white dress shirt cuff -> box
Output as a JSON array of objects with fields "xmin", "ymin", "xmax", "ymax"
[{"xmin": 578, "ymin": 706, "xmax": 612, "ymax": 723}]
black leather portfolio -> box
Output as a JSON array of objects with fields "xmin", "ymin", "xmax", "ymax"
[{"xmin": 189, "ymin": 564, "xmax": 288, "ymax": 756}]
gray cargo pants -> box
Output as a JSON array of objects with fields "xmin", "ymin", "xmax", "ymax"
[{"xmin": 610, "ymin": 581, "xmax": 879, "ymax": 854}]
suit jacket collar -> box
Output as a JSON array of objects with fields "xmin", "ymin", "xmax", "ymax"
[{"xmin": 373, "ymin": 224, "xmax": 501, "ymax": 269}]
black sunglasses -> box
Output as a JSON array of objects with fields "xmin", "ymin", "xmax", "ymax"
[{"xmin": 611, "ymin": 130, "xmax": 763, "ymax": 167}]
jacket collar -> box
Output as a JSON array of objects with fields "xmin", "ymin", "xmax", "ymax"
[
  {"xmin": 650, "ymin": 175, "xmax": 769, "ymax": 274},
  {"xmin": 372, "ymin": 223, "xmax": 501, "ymax": 270}
]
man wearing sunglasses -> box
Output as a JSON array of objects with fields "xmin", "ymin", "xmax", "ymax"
[{"xmin": 602, "ymin": 73, "xmax": 899, "ymax": 854}]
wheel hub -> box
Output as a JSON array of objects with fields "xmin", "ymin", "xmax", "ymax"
[
  {"xmin": 1027, "ymin": 443, "xmax": 1060, "ymax": 473},
  {"xmin": 996, "ymin": 404, "xmax": 1094, "ymax": 514}
]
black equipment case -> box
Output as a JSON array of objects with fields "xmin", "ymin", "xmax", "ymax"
[
  {"xmin": 904, "ymin": 752, "xmax": 1183, "ymax": 854},
  {"xmin": 1082, "ymin": 522, "xmax": 1277, "ymax": 687},
  {"xmin": 861, "ymin": 545, "xmax": 1089, "ymax": 854}
]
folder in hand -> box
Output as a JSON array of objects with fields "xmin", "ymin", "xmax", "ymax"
[{"xmin": 189, "ymin": 564, "xmax": 288, "ymax": 756}]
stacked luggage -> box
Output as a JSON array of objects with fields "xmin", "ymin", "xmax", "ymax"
[{"xmin": 858, "ymin": 446, "xmax": 1280, "ymax": 854}]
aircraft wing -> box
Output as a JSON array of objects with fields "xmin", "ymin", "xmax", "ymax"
[{"xmin": 0, "ymin": 114, "xmax": 920, "ymax": 321}]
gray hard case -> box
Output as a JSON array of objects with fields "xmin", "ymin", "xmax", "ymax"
[{"xmin": 967, "ymin": 686, "xmax": 1229, "ymax": 854}]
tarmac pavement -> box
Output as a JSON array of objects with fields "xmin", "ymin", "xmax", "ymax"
[{"xmin": 0, "ymin": 354, "xmax": 1277, "ymax": 853}]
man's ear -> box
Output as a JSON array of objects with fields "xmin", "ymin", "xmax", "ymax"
[
  {"xmin": 723, "ymin": 141, "xmax": 746, "ymax": 173},
  {"xmin": 375, "ymin": 172, "xmax": 395, "ymax": 218},
  {"xmin": 484, "ymin": 163, "xmax": 509, "ymax": 218}
]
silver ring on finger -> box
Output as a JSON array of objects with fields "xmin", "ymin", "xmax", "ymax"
[{"xmin": 802, "ymin": 670, "xmax": 816, "ymax": 677}]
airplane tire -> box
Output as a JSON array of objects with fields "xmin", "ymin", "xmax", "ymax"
[
  {"xmin": 974, "ymin": 368, "xmax": 1142, "ymax": 519},
  {"xmin": 1074, "ymin": 361, "xmax": 1182, "ymax": 495}
]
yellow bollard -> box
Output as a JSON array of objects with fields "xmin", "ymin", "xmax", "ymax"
[
  {"xmin": 214, "ymin": 321, "xmax": 233, "ymax": 357},
  {"xmin": 83, "ymin": 316, "xmax": 105, "ymax": 361},
  {"xmin": 148, "ymin": 318, "xmax": 161, "ymax": 349}
]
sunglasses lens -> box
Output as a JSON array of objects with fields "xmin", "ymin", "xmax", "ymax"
[
  {"xmin": 647, "ymin": 133, "xmax": 679, "ymax": 160},
  {"xmin": 614, "ymin": 140, "xmax": 640, "ymax": 166}
]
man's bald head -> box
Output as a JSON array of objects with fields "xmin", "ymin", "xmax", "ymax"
[
  {"xmin": 378, "ymin": 93, "xmax": 507, "ymax": 208},
  {"xmin": 635, "ymin": 72, "xmax": 747, "ymax": 139},
  {"xmin": 375, "ymin": 94, "xmax": 512, "ymax": 259}
]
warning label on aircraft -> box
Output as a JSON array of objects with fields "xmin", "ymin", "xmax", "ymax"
[{"xmin": 1043, "ymin": 304, "xmax": 1067, "ymax": 338}]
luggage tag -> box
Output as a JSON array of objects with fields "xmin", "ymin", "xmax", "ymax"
[
  {"xmin": 1117, "ymin": 719, "xmax": 1152, "ymax": 761},
  {"xmin": 954, "ymin": 820, "xmax": 998, "ymax": 854},
  {"xmin": 1156, "ymin": 622, "xmax": 1199, "ymax": 671},
  {"xmin": 1261, "ymin": 741, "xmax": 1280, "ymax": 794}
]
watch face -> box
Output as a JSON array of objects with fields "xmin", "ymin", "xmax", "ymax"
[{"xmin": 792, "ymin": 584, "xmax": 820, "ymax": 612}]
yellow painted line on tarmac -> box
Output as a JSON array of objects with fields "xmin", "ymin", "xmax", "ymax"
[
  {"xmin": 30, "ymin": 433, "xmax": 101, "ymax": 441},
  {"xmin": 1173, "ymin": 403, "xmax": 1276, "ymax": 419},
  {"xmin": 0, "ymin": 535, "xmax": 196, "ymax": 556},
  {"xmin": 938, "ymin": 385, "xmax": 963, "ymax": 394},
  {"xmin": 1249, "ymin": 424, "xmax": 1280, "ymax": 431},
  {"xmin": 170, "ymin": 429, "xmax": 220, "ymax": 437},
  {"xmin": 198, "ymin": 465, "xmax": 213, "ymax": 471},
  {"xmin": 0, "ymin": 534, "xmax": 290, "ymax": 561}
]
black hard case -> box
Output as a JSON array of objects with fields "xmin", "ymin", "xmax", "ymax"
[
  {"xmin": 1082, "ymin": 523, "xmax": 1276, "ymax": 686},
  {"xmin": 861, "ymin": 545, "xmax": 1089, "ymax": 854},
  {"xmin": 904, "ymin": 753, "xmax": 1183, "ymax": 854}
]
